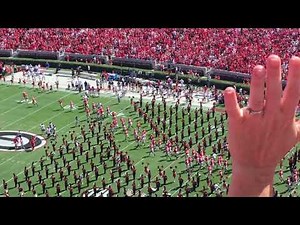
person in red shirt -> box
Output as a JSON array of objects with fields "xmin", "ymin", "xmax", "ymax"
[
  {"xmin": 279, "ymin": 169, "xmax": 284, "ymax": 182},
  {"xmin": 13, "ymin": 136, "xmax": 19, "ymax": 150},
  {"xmin": 30, "ymin": 136, "xmax": 36, "ymax": 150}
]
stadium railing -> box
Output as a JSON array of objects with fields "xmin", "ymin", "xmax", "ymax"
[
  {"xmin": 210, "ymin": 69, "xmax": 250, "ymax": 83},
  {"xmin": 112, "ymin": 57, "xmax": 155, "ymax": 70},
  {"xmin": 160, "ymin": 62, "xmax": 207, "ymax": 76},
  {"xmin": 65, "ymin": 53, "xmax": 108, "ymax": 64},
  {"xmin": 16, "ymin": 49, "xmax": 58, "ymax": 60},
  {"xmin": 0, "ymin": 49, "xmax": 13, "ymax": 57}
]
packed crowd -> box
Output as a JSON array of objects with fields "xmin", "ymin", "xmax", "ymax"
[{"xmin": 0, "ymin": 28, "xmax": 300, "ymax": 75}]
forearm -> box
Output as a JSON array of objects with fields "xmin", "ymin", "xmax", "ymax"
[{"xmin": 228, "ymin": 164, "xmax": 276, "ymax": 197}]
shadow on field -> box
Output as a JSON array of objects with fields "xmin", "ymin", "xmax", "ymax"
[{"xmin": 158, "ymin": 158, "xmax": 168, "ymax": 162}]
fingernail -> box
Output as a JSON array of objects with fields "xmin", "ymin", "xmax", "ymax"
[
  {"xmin": 224, "ymin": 87, "xmax": 235, "ymax": 94},
  {"xmin": 254, "ymin": 65, "xmax": 264, "ymax": 71},
  {"xmin": 268, "ymin": 55, "xmax": 281, "ymax": 67},
  {"xmin": 291, "ymin": 56, "xmax": 300, "ymax": 63},
  {"xmin": 253, "ymin": 65, "xmax": 265, "ymax": 78}
]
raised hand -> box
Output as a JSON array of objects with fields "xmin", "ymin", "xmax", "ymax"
[{"xmin": 224, "ymin": 55, "xmax": 300, "ymax": 196}]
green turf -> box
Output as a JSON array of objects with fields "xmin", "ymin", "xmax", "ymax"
[{"xmin": 0, "ymin": 83, "xmax": 298, "ymax": 197}]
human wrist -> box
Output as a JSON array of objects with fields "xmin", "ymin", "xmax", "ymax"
[{"xmin": 228, "ymin": 163, "xmax": 276, "ymax": 197}]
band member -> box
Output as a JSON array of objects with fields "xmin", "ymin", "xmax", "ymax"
[
  {"xmin": 214, "ymin": 117, "xmax": 218, "ymax": 128},
  {"xmin": 41, "ymin": 181, "xmax": 46, "ymax": 194},
  {"xmin": 206, "ymin": 109, "xmax": 210, "ymax": 121},
  {"xmin": 102, "ymin": 177, "xmax": 106, "ymax": 189},
  {"xmin": 132, "ymin": 181, "xmax": 137, "ymax": 195},
  {"xmin": 2, "ymin": 179, "xmax": 7, "ymax": 191},
  {"xmin": 77, "ymin": 180, "xmax": 82, "ymax": 194},
  {"xmin": 13, "ymin": 136, "xmax": 19, "ymax": 150},
  {"xmin": 208, "ymin": 122, "xmax": 211, "ymax": 134},
  {"xmin": 56, "ymin": 183, "xmax": 61, "ymax": 196},
  {"xmin": 221, "ymin": 123, "xmax": 225, "ymax": 135},
  {"xmin": 24, "ymin": 166, "xmax": 29, "ymax": 180},
  {"xmin": 116, "ymin": 179, "xmax": 121, "ymax": 193},
  {"xmin": 178, "ymin": 174, "xmax": 184, "ymax": 188},
  {"xmin": 69, "ymin": 185, "xmax": 74, "ymax": 197},
  {"xmin": 51, "ymin": 174, "xmax": 56, "ymax": 187},
  {"xmin": 30, "ymin": 136, "xmax": 36, "ymax": 151},
  {"xmin": 125, "ymin": 172, "xmax": 129, "ymax": 186},
  {"xmin": 13, "ymin": 173, "xmax": 18, "ymax": 187},
  {"xmin": 139, "ymin": 174, "xmax": 145, "ymax": 188}
]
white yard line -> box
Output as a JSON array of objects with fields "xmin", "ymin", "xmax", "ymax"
[
  {"xmin": 0, "ymin": 95, "xmax": 85, "ymax": 172},
  {"xmin": 0, "ymin": 100, "xmax": 128, "ymax": 189},
  {"xmin": 26, "ymin": 97, "xmax": 85, "ymax": 132},
  {"xmin": 0, "ymin": 72, "xmax": 219, "ymax": 195},
  {"xmin": 0, "ymin": 92, "xmax": 73, "ymax": 170},
  {"xmin": 55, "ymin": 98, "xmax": 114, "ymax": 133},
  {"xmin": 0, "ymin": 90, "xmax": 21, "ymax": 103},
  {"xmin": 147, "ymin": 127, "xmax": 216, "ymax": 184},
  {"xmin": 1, "ymin": 92, "xmax": 73, "ymax": 129},
  {"xmin": 50, "ymin": 106, "xmax": 137, "ymax": 196},
  {"xmin": 0, "ymin": 91, "xmax": 51, "ymax": 117}
]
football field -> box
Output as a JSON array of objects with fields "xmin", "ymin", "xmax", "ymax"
[{"xmin": 0, "ymin": 83, "xmax": 297, "ymax": 197}]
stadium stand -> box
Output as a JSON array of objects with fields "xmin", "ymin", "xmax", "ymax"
[{"xmin": 0, "ymin": 28, "xmax": 299, "ymax": 77}]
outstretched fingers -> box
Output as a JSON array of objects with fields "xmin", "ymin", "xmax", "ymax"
[
  {"xmin": 282, "ymin": 56, "xmax": 300, "ymax": 117},
  {"xmin": 224, "ymin": 87, "xmax": 242, "ymax": 120}
]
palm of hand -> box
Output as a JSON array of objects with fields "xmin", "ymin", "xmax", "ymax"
[
  {"xmin": 225, "ymin": 55, "xmax": 300, "ymax": 171},
  {"xmin": 228, "ymin": 108, "xmax": 299, "ymax": 169}
]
